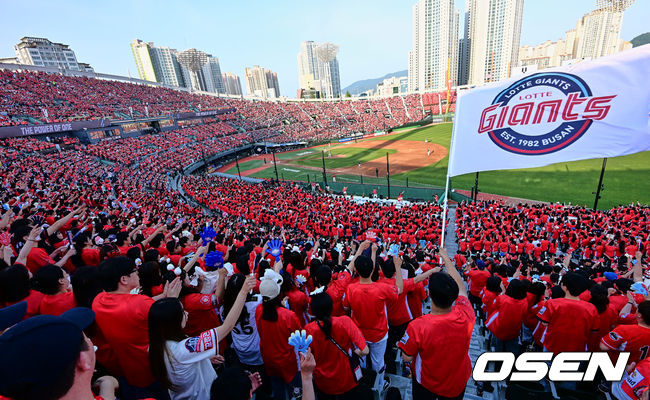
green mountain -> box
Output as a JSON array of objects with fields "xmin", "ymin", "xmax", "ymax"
[
  {"xmin": 341, "ymin": 70, "xmax": 407, "ymax": 96},
  {"xmin": 631, "ymin": 32, "xmax": 650, "ymax": 47}
]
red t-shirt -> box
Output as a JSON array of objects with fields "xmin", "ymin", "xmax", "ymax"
[
  {"xmin": 81, "ymin": 248, "xmax": 101, "ymax": 266},
  {"xmin": 305, "ymin": 316, "xmax": 367, "ymax": 395},
  {"xmin": 255, "ymin": 305, "xmax": 301, "ymax": 384},
  {"xmin": 537, "ymin": 298, "xmax": 599, "ymax": 354},
  {"xmin": 384, "ymin": 277, "xmax": 416, "ymax": 326},
  {"xmin": 466, "ymin": 270, "xmax": 491, "ymax": 297},
  {"xmin": 286, "ymin": 288, "xmax": 309, "ymax": 327},
  {"xmin": 601, "ymin": 324, "xmax": 650, "ymax": 365},
  {"xmin": 407, "ymin": 281, "xmax": 427, "ymax": 319},
  {"xmin": 486, "ymin": 295, "xmax": 528, "ymax": 341},
  {"xmin": 342, "ymin": 281, "xmax": 398, "ymax": 342},
  {"xmin": 92, "ymin": 292, "xmax": 155, "ymax": 387},
  {"xmin": 26, "ymin": 247, "xmax": 55, "ymax": 273},
  {"xmin": 5, "ymin": 290, "xmax": 44, "ymax": 320},
  {"xmin": 617, "ymin": 358, "xmax": 650, "ymax": 400},
  {"xmin": 588, "ymin": 305, "xmax": 618, "ymax": 352},
  {"xmin": 327, "ymin": 272, "xmax": 352, "ymax": 317},
  {"xmin": 40, "ymin": 291, "xmax": 76, "ymax": 316},
  {"xmin": 398, "ymin": 296, "xmax": 475, "ymax": 397}
]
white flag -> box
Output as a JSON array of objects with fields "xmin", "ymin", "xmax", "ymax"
[{"xmin": 448, "ymin": 45, "xmax": 650, "ymax": 177}]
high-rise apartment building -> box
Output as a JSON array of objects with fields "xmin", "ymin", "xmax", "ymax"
[
  {"xmin": 202, "ymin": 57, "xmax": 226, "ymax": 94},
  {"xmin": 457, "ymin": 6, "xmax": 471, "ymax": 86},
  {"xmin": 408, "ymin": 0, "xmax": 460, "ymax": 92},
  {"xmin": 14, "ymin": 37, "xmax": 90, "ymax": 71},
  {"xmin": 244, "ymin": 66, "xmax": 280, "ymax": 98},
  {"xmin": 131, "ymin": 39, "xmax": 185, "ymax": 87},
  {"xmin": 297, "ymin": 41, "xmax": 341, "ymax": 98},
  {"xmin": 518, "ymin": 0, "xmax": 634, "ymax": 70},
  {"xmin": 130, "ymin": 39, "xmax": 226, "ymax": 94},
  {"xmin": 573, "ymin": 0, "xmax": 634, "ymax": 60},
  {"xmin": 222, "ymin": 72, "xmax": 243, "ymax": 96},
  {"xmin": 465, "ymin": 0, "xmax": 524, "ymax": 86}
]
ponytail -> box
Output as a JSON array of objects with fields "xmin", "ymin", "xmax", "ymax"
[{"xmin": 261, "ymin": 296, "xmax": 281, "ymax": 322}]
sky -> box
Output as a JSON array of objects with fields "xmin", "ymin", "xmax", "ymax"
[{"xmin": 1, "ymin": 0, "xmax": 648, "ymax": 97}]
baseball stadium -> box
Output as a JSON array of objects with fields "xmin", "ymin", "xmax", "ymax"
[{"xmin": 0, "ymin": 1, "xmax": 650, "ymax": 400}]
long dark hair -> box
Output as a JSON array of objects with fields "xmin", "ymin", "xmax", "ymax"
[
  {"xmin": 223, "ymin": 274, "xmax": 250, "ymax": 326},
  {"xmin": 589, "ymin": 284, "xmax": 610, "ymax": 314},
  {"xmin": 0, "ymin": 264, "xmax": 31, "ymax": 303},
  {"xmin": 311, "ymin": 292, "xmax": 334, "ymax": 339},
  {"xmin": 261, "ymin": 295, "xmax": 282, "ymax": 322},
  {"xmin": 148, "ymin": 298, "xmax": 187, "ymax": 391},
  {"xmin": 138, "ymin": 261, "xmax": 162, "ymax": 297},
  {"xmin": 71, "ymin": 266, "xmax": 103, "ymax": 308}
]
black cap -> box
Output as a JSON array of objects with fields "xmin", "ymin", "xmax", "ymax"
[
  {"xmin": 0, "ymin": 307, "xmax": 95, "ymax": 398},
  {"xmin": 0, "ymin": 301, "xmax": 27, "ymax": 332}
]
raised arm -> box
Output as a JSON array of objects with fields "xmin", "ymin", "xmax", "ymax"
[
  {"xmin": 413, "ymin": 266, "xmax": 441, "ymax": 284},
  {"xmin": 46, "ymin": 205, "xmax": 85, "ymax": 237},
  {"xmin": 393, "ymin": 253, "xmax": 404, "ymax": 295},
  {"xmin": 439, "ymin": 248, "xmax": 468, "ymax": 298},
  {"xmin": 633, "ymin": 251, "xmax": 643, "ymax": 283},
  {"xmin": 216, "ymin": 275, "xmax": 256, "ymax": 339}
]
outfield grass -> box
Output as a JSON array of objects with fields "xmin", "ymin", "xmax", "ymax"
[
  {"xmin": 241, "ymin": 124, "xmax": 650, "ymax": 209},
  {"xmin": 224, "ymin": 159, "xmax": 263, "ymax": 175},
  {"xmin": 292, "ymin": 147, "xmax": 398, "ymax": 169}
]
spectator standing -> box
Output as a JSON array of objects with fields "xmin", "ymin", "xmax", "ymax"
[{"xmin": 398, "ymin": 248, "xmax": 475, "ymax": 400}]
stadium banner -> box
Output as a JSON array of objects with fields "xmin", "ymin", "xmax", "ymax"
[
  {"xmin": 175, "ymin": 108, "xmax": 236, "ymax": 119},
  {"xmin": 0, "ymin": 119, "xmax": 108, "ymax": 139},
  {"xmin": 448, "ymin": 45, "xmax": 650, "ymax": 177}
]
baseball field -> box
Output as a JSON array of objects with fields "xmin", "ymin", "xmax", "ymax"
[{"xmin": 220, "ymin": 123, "xmax": 650, "ymax": 209}]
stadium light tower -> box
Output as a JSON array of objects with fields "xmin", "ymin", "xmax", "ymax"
[
  {"xmin": 314, "ymin": 42, "xmax": 339, "ymax": 99},
  {"xmin": 177, "ymin": 48, "xmax": 209, "ymax": 92}
]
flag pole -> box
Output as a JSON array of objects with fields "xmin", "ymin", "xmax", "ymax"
[
  {"xmin": 439, "ymin": 92, "xmax": 461, "ymax": 250},
  {"xmin": 593, "ymin": 158, "xmax": 607, "ymax": 210}
]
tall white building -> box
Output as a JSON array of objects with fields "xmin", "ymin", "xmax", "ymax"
[
  {"xmin": 297, "ymin": 41, "xmax": 341, "ymax": 98},
  {"xmin": 14, "ymin": 37, "xmax": 89, "ymax": 71},
  {"xmin": 201, "ymin": 57, "xmax": 226, "ymax": 94},
  {"xmin": 407, "ymin": 0, "xmax": 460, "ymax": 92},
  {"xmin": 466, "ymin": 0, "xmax": 524, "ymax": 86},
  {"xmin": 245, "ymin": 66, "xmax": 280, "ymax": 99},
  {"xmin": 222, "ymin": 72, "xmax": 243, "ymax": 96},
  {"xmin": 573, "ymin": 0, "xmax": 635, "ymax": 60},
  {"xmin": 131, "ymin": 39, "xmax": 185, "ymax": 87},
  {"xmin": 131, "ymin": 39, "xmax": 226, "ymax": 94},
  {"xmin": 457, "ymin": 5, "xmax": 471, "ymax": 86},
  {"xmin": 518, "ymin": 0, "xmax": 634, "ymax": 71}
]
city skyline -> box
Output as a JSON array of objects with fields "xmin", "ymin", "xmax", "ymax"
[{"xmin": 0, "ymin": 0, "xmax": 647, "ymax": 97}]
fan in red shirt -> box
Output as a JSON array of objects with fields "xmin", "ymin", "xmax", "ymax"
[
  {"xmin": 464, "ymin": 259, "xmax": 491, "ymax": 308},
  {"xmin": 0, "ymin": 306, "xmax": 131, "ymax": 400},
  {"xmin": 380, "ymin": 255, "xmax": 439, "ymax": 374},
  {"xmin": 305, "ymin": 292, "xmax": 370, "ymax": 398},
  {"xmin": 399, "ymin": 248, "xmax": 475, "ymax": 400},
  {"xmin": 601, "ymin": 301, "xmax": 650, "ymax": 365},
  {"xmin": 33, "ymin": 264, "xmax": 77, "ymax": 316},
  {"xmin": 255, "ymin": 268, "xmax": 302, "ymax": 400},
  {"xmin": 0, "ymin": 264, "xmax": 45, "ymax": 319},
  {"xmin": 612, "ymin": 358, "xmax": 650, "ymax": 400},
  {"xmin": 536, "ymin": 271, "xmax": 600, "ymax": 353},
  {"xmin": 92, "ymin": 256, "xmax": 182, "ymax": 398},
  {"xmin": 342, "ymin": 242, "xmax": 403, "ymax": 391},
  {"xmin": 485, "ymin": 279, "xmax": 528, "ymax": 352}
]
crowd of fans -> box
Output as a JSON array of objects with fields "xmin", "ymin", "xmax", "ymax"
[
  {"xmin": 0, "ymin": 69, "xmax": 648, "ymax": 400},
  {"xmin": 0, "ymin": 70, "xmax": 454, "ymax": 143}
]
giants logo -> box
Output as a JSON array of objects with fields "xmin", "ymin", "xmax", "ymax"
[{"xmin": 478, "ymin": 72, "xmax": 616, "ymax": 155}]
